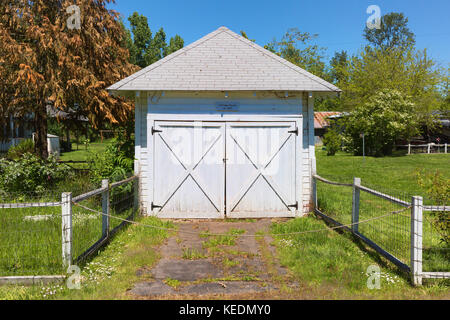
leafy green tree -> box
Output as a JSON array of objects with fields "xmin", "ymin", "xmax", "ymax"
[
  {"xmin": 314, "ymin": 51, "xmax": 349, "ymax": 112},
  {"xmin": 128, "ymin": 12, "xmax": 152, "ymax": 68},
  {"xmin": 364, "ymin": 12, "xmax": 415, "ymax": 50},
  {"xmin": 164, "ymin": 34, "xmax": 184, "ymax": 56},
  {"xmin": 144, "ymin": 27, "xmax": 167, "ymax": 65},
  {"xmin": 240, "ymin": 30, "xmax": 255, "ymax": 42},
  {"xmin": 343, "ymin": 89, "xmax": 420, "ymax": 156},
  {"xmin": 439, "ymin": 66, "xmax": 450, "ymax": 111},
  {"xmin": 336, "ymin": 12, "xmax": 443, "ymax": 130},
  {"xmin": 329, "ymin": 50, "xmax": 349, "ymax": 84},
  {"xmin": 120, "ymin": 20, "xmax": 138, "ymax": 65},
  {"xmin": 341, "ymin": 46, "xmax": 441, "ymax": 120},
  {"xmin": 265, "ymin": 28, "xmax": 327, "ymax": 79},
  {"xmin": 125, "ymin": 13, "xmax": 184, "ymax": 66}
]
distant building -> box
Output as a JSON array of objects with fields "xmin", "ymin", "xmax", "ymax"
[
  {"xmin": 1, "ymin": 105, "xmax": 87, "ymax": 153},
  {"xmin": 314, "ymin": 112, "xmax": 342, "ymax": 145},
  {"xmin": 0, "ymin": 114, "xmax": 33, "ymax": 152}
]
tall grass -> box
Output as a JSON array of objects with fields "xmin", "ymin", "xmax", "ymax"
[
  {"xmin": 315, "ymin": 150, "xmax": 449, "ymax": 274},
  {"xmin": 0, "ymin": 179, "xmax": 139, "ymax": 276}
]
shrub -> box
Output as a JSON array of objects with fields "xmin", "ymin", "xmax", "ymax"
[
  {"xmin": 416, "ymin": 169, "xmax": 449, "ymax": 245},
  {"xmin": 88, "ymin": 138, "xmax": 134, "ymax": 186},
  {"xmin": 343, "ymin": 89, "xmax": 420, "ymax": 156},
  {"xmin": 6, "ymin": 139, "xmax": 35, "ymax": 160},
  {"xmin": 0, "ymin": 153, "xmax": 73, "ymax": 194},
  {"xmin": 323, "ymin": 128, "xmax": 342, "ymax": 156}
]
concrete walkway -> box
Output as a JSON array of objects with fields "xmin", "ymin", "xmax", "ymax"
[{"xmin": 129, "ymin": 219, "xmax": 298, "ymax": 299}]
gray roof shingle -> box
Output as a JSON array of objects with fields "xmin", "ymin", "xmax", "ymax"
[{"xmin": 108, "ymin": 26, "xmax": 341, "ymax": 92}]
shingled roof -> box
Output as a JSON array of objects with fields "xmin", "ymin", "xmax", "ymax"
[{"xmin": 108, "ymin": 26, "xmax": 341, "ymax": 93}]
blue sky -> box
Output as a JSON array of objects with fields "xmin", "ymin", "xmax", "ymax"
[{"xmin": 109, "ymin": 0, "xmax": 450, "ymax": 67}]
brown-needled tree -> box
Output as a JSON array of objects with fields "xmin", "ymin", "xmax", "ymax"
[{"xmin": 0, "ymin": 0, "xmax": 138, "ymax": 158}]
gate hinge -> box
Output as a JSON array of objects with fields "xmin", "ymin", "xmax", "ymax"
[
  {"xmin": 288, "ymin": 128, "xmax": 298, "ymax": 136},
  {"xmin": 288, "ymin": 202, "xmax": 298, "ymax": 210},
  {"xmin": 152, "ymin": 126, "xmax": 162, "ymax": 135},
  {"xmin": 151, "ymin": 202, "xmax": 163, "ymax": 211}
]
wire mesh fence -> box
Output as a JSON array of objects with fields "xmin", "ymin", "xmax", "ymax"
[
  {"xmin": 0, "ymin": 192, "xmax": 63, "ymax": 276},
  {"xmin": 315, "ymin": 176, "xmax": 353, "ymax": 226},
  {"xmin": 0, "ymin": 175, "xmax": 139, "ymax": 277},
  {"xmin": 71, "ymin": 175, "xmax": 139, "ymax": 264},
  {"xmin": 110, "ymin": 175, "xmax": 139, "ymax": 233},
  {"xmin": 314, "ymin": 174, "xmax": 449, "ymax": 284},
  {"xmin": 422, "ymin": 204, "xmax": 449, "ymax": 273},
  {"xmin": 358, "ymin": 186, "xmax": 411, "ymax": 266},
  {"xmin": 72, "ymin": 193, "xmax": 103, "ymax": 263}
]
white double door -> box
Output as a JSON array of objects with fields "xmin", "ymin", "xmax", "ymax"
[{"xmin": 152, "ymin": 120, "xmax": 300, "ymax": 218}]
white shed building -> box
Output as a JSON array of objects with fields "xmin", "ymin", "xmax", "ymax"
[{"xmin": 108, "ymin": 26, "xmax": 340, "ymax": 219}]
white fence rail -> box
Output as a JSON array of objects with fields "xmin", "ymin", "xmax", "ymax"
[
  {"xmin": 396, "ymin": 143, "xmax": 448, "ymax": 155},
  {"xmin": 312, "ymin": 174, "xmax": 449, "ymax": 286}
]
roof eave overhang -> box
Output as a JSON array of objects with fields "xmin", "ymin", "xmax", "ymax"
[{"xmin": 108, "ymin": 88, "xmax": 341, "ymax": 95}]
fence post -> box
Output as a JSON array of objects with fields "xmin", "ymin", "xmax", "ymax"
[
  {"xmin": 61, "ymin": 192, "xmax": 72, "ymax": 268},
  {"xmin": 311, "ymin": 160, "xmax": 317, "ymax": 210},
  {"xmin": 352, "ymin": 177, "xmax": 361, "ymax": 234},
  {"xmin": 102, "ymin": 179, "xmax": 110, "ymax": 239},
  {"xmin": 133, "ymin": 176, "xmax": 139, "ymax": 216},
  {"xmin": 445, "ymin": 143, "xmax": 448, "ymax": 154},
  {"xmin": 411, "ymin": 196, "xmax": 423, "ymax": 286},
  {"xmin": 408, "ymin": 144, "xmax": 411, "ymax": 155},
  {"xmin": 427, "ymin": 143, "xmax": 431, "ymax": 154}
]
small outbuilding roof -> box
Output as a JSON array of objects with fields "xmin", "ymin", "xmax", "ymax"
[
  {"xmin": 108, "ymin": 26, "xmax": 341, "ymax": 93},
  {"xmin": 314, "ymin": 112, "xmax": 342, "ymax": 129}
]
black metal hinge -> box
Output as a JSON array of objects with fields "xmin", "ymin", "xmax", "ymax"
[
  {"xmin": 152, "ymin": 126, "xmax": 162, "ymax": 135},
  {"xmin": 288, "ymin": 202, "xmax": 298, "ymax": 210},
  {"xmin": 151, "ymin": 202, "xmax": 163, "ymax": 211},
  {"xmin": 288, "ymin": 128, "xmax": 298, "ymax": 136}
]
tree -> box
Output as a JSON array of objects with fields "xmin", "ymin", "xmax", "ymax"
[
  {"xmin": 125, "ymin": 12, "xmax": 185, "ymax": 67},
  {"xmin": 265, "ymin": 28, "xmax": 327, "ymax": 79},
  {"xmin": 340, "ymin": 46, "xmax": 441, "ymax": 118},
  {"xmin": 329, "ymin": 50, "xmax": 349, "ymax": 84},
  {"xmin": 164, "ymin": 34, "xmax": 184, "ymax": 56},
  {"xmin": 127, "ymin": 12, "xmax": 151, "ymax": 68},
  {"xmin": 314, "ymin": 51, "xmax": 349, "ymax": 112},
  {"xmin": 323, "ymin": 127, "xmax": 342, "ymax": 156},
  {"xmin": 144, "ymin": 27, "xmax": 166, "ymax": 65},
  {"xmin": 364, "ymin": 12, "xmax": 415, "ymax": 51},
  {"xmin": 120, "ymin": 20, "xmax": 138, "ymax": 66},
  {"xmin": 240, "ymin": 30, "xmax": 255, "ymax": 42},
  {"xmin": 343, "ymin": 89, "xmax": 420, "ymax": 156},
  {"xmin": 439, "ymin": 66, "xmax": 450, "ymax": 111},
  {"xmin": 0, "ymin": 0, "xmax": 138, "ymax": 158}
]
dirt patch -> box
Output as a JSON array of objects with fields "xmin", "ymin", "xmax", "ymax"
[
  {"xmin": 129, "ymin": 218, "xmax": 296, "ymax": 299},
  {"xmin": 152, "ymin": 259, "xmax": 223, "ymax": 281}
]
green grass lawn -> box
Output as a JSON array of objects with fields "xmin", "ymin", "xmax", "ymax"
[
  {"xmin": 0, "ymin": 216, "xmax": 173, "ymax": 300},
  {"xmin": 315, "ymin": 149, "xmax": 449, "ymax": 270},
  {"xmin": 59, "ymin": 139, "xmax": 112, "ymax": 168},
  {"xmin": 315, "ymin": 149, "xmax": 450, "ymax": 196},
  {"xmin": 270, "ymin": 150, "xmax": 449, "ymax": 298},
  {"xmin": 0, "ymin": 187, "xmax": 137, "ymax": 277},
  {"xmin": 271, "ymin": 217, "xmax": 449, "ymax": 299},
  {"xmin": 1, "ymin": 149, "xmax": 448, "ymax": 300}
]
